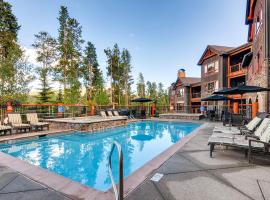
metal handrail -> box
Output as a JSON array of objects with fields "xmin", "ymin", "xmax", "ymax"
[{"xmin": 108, "ymin": 141, "xmax": 123, "ymax": 200}]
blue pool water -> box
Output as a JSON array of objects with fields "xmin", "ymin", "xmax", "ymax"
[{"xmin": 0, "ymin": 121, "xmax": 200, "ymax": 191}]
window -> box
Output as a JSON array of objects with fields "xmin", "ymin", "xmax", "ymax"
[
  {"xmin": 208, "ymin": 82, "xmax": 215, "ymax": 91},
  {"xmin": 204, "ymin": 61, "xmax": 219, "ymax": 74},
  {"xmin": 177, "ymin": 88, "xmax": 184, "ymax": 97},
  {"xmin": 255, "ymin": 9, "xmax": 263, "ymax": 35}
]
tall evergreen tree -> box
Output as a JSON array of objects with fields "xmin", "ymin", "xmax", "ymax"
[
  {"xmin": 81, "ymin": 41, "xmax": 104, "ymax": 101},
  {"xmin": 137, "ymin": 73, "xmax": 145, "ymax": 97},
  {"xmin": 104, "ymin": 43, "xmax": 121, "ymax": 105},
  {"xmin": 55, "ymin": 6, "xmax": 84, "ymax": 104},
  {"xmin": 0, "ymin": 0, "xmax": 33, "ymax": 103},
  {"xmin": 120, "ymin": 49, "xmax": 133, "ymax": 107},
  {"xmin": 32, "ymin": 31, "xmax": 57, "ymax": 104}
]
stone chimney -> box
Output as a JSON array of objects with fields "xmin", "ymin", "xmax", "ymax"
[{"xmin": 178, "ymin": 68, "xmax": 186, "ymax": 78}]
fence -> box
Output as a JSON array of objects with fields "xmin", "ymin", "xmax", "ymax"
[{"xmin": 0, "ymin": 104, "xmax": 171, "ymax": 121}]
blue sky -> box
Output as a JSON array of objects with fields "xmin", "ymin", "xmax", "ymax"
[{"xmin": 7, "ymin": 0, "xmax": 248, "ymax": 91}]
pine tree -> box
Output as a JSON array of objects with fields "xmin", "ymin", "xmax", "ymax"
[
  {"xmin": 32, "ymin": 31, "xmax": 57, "ymax": 104},
  {"xmin": 104, "ymin": 43, "xmax": 121, "ymax": 105},
  {"xmin": 55, "ymin": 6, "xmax": 84, "ymax": 104},
  {"xmin": 137, "ymin": 73, "xmax": 145, "ymax": 97},
  {"xmin": 0, "ymin": 0, "xmax": 33, "ymax": 103},
  {"xmin": 81, "ymin": 41, "xmax": 104, "ymax": 101},
  {"xmin": 120, "ymin": 49, "xmax": 133, "ymax": 107}
]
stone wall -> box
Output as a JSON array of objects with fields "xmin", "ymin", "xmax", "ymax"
[{"xmin": 48, "ymin": 119, "xmax": 128, "ymax": 132}]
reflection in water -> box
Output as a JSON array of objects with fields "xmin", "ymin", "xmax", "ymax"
[{"xmin": 0, "ymin": 121, "xmax": 200, "ymax": 191}]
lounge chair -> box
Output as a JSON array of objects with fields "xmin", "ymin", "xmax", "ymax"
[
  {"xmin": 106, "ymin": 110, "xmax": 113, "ymax": 117},
  {"xmin": 212, "ymin": 118, "xmax": 270, "ymax": 139},
  {"xmin": 113, "ymin": 110, "xmax": 120, "ymax": 116},
  {"xmin": 26, "ymin": 113, "xmax": 49, "ymax": 131},
  {"xmin": 208, "ymin": 123, "xmax": 270, "ymax": 162},
  {"xmin": 8, "ymin": 113, "xmax": 31, "ymax": 133},
  {"xmin": 214, "ymin": 116, "xmax": 263, "ymax": 133},
  {"xmin": 100, "ymin": 111, "xmax": 107, "ymax": 118},
  {"xmin": 0, "ymin": 122, "xmax": 12, "ymax": 135}
]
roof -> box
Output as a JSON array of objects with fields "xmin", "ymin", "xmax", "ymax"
[
  {"xmin": 174, "ymin": 77, "xmax": 201, "ymax": 87},
  {"xmin": 225, "ymin": 42, "xmax": 252, "ymax": 54},
  {"xmin": 209, "ymin": 45, "xmax": 235, "ymax": 54},
  {"xmin": 198, "ymin": 45, "xmax": 234, "ymax": 65}
]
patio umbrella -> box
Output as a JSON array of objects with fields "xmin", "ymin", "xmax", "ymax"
[
  {"xmin": 213, "ymin": 85, "xmax": 270, "ymax": 114},
  {"xmin": 131, "ymin": 97, "xmax": 152, "ymax": 103},
  {"xmin": 201, "ymin": 95, "xmax": 233, "ymax": 101},
  {"xmin": 213, "ymin": 85, "xmax": 270, "ymax": 95},
  {"xmin": 131, "ymin": 98, "xmax": 152, "ymax": 118}
]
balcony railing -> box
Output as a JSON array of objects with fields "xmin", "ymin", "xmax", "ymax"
[
  {"xmin": 192, "ymin": 92, "xmax": 201, "ymax": 98},
  {"xmin": 229, "ymin": 63, "xmax": 246, "ymax": 74}
]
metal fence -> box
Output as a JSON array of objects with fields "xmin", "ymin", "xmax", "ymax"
[{"xmin": 0, "ymin": 104, "xmax": 171, "ymax": 122}]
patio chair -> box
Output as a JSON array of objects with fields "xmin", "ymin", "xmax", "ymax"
[
  {"xmin": 0, "ymin": 122, "xmax": 12, "ymax": 135},
  {"xmin": 106, "ymin": 110, "xmax": 113, "ymax": 117},
  {"xmin": 100, "ymin": 111, "xmax": 107, "ymax": 118},
  {"xmin": 208, "ymin": 123, "xmax": 270, "ymax": 162},
  {"xmin": 214, "ymin": 115, "xmax": 263, "ymax": 133},
  {"xmin": 26, "ymin": 113, "xmax": 49, "ymax": 131},
  {"xmin": 8, "ymin": 113, "xmax": 31, "ymax": 133},
  {"xmin": 113, "ymin": 110, "xmax": 120, "ymax": 116},
  {"xmin": 212, "ymin": 118, "xmax": 270, "ymax": 139}
]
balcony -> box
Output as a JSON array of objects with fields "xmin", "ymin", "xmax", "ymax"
[
  {"xmin": 229, "ymin": 63, "xmax": 246, "ymax": 75},
  {"xmin": 192, "ymin": 92, "xmax": 201, "ymax": 98}
]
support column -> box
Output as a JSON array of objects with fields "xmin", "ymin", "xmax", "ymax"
[
  {"xmin": 252, "ymin": 102, "xmax": 258, "ymax": 118},
  {"xmin": 233, "ymin": 102, "xmax": 239, "ymax": 114}
]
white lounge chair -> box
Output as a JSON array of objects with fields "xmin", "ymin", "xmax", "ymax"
[
  {"xmin": 113, "ymin": 110, "xmax": 120, "ymax": 116},
  {"xmin": 26, "ymin": 113, "xmax": 49, "ymax": 131},
  {"xmin": 8, "ymin": 113, "xmax": 31, "ymax": 133},
  {"xmin": 208, "ymin": 123, "xmax": 270, "ymax": 162},
  {"xmin": 107, "ymin": 110, "xmax": 113, "ymax": 117},
  {"xmin": 0, "ymin": 122, "xmax": 12, "ymax": 135},
  {"xmin": 100, "ymin": 111, "xmax": 107, "ymax": 118},
  {"xmin": 212, "ymin": 118, "xmax": 270, "ymax": 139}
]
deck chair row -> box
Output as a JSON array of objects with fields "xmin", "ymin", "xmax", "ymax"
[
  {"xmin": 0, "ymin": 113, "xmax": 49, "ymax": 135},
  {"xmin": 208, "ymin": 114, "xmax": 270, "ymax": 163}
]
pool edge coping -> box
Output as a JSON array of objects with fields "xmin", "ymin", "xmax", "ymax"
[{"xmin": 0, "ymin": 121, "xmax": 208, "ymax": 200}]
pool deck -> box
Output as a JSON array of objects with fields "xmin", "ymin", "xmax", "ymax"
[
  {"xmin": 0, "ymin": 121, "xmax": 270, "ymax": 199},
  {"xmin": 126, "ymin": 122, "xmax": 270, "ymax": 200}
]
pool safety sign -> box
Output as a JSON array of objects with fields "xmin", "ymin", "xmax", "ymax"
[
  {"xmin": 151, "ymin": 173, "xmax": 164, "ymax": 182},
  {"xmin": 58, "ymin": 105, "xmax": 65, "ymax": 113}
]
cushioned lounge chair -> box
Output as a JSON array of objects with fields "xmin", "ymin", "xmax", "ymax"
[
  {"xmin": 100, "ymin": 111, "xmax": 107, "ymax": 118},
  {"xmin": 107, "ymin": 110, "xmax": 113, "ymax": 117},
  {"xmin": 208, "ymin": 123, "xmax": 270, "ymax": 162},
  {"xmin": 26, "ymin": 113, "xmax": 49, "ymax": 131},
  {"xmin": 212, "ymin": 118, "xmax": 270, "ymax": 139},
  {"xmin": 113, "ymin": 110, "xmax": 120, "ymax": 116},
  {"xmin": 213, "ymin": 116, "xmax": 263, "ymax": 134},
  {"xmin": 0, "ymin": 122, "xmax": 12, "ymax": 135},
  {"xmin": 8, "ymin": 113, "xmax": 31, "ymax": 133}
]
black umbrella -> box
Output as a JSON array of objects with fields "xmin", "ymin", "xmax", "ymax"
[
  {"xmin": 201, "ymin": 95, "xmax": 233, "ymax": 102},
  {"xmin": 213, "ymin": 85, "xmax": 270, "ymax": 114},
  {"xmin": 213, "ymin": 85, "xmax": 270, "ymax": 95},
  {"xmin": 131, "ymin": 97, "xmax": 152, "ymax": 103}
]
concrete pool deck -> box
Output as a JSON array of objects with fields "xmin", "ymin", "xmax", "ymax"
[
  {"xmin": 0, "ymin": 122, "xmax": 269, "ymax": 199},
  {"xmin": 126, "ymin": 122, "xmax": 270, "ymax": 200}
]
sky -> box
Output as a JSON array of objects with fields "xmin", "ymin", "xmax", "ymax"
[{"xmin": 7, "ymin": 0, "xmax": 248, "ymax": 92}]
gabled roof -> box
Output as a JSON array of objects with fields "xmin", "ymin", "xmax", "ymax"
[
  {"xmin": 175, "ymin": 77, "xmax": 201, "ymax": 87},
  {"xmin": 198, "ymin": 45, "xmax": 234, "ymax": 65},
  {"xmin": 225, "ymin": 42, "xmax": 252, "ymax": 55}
]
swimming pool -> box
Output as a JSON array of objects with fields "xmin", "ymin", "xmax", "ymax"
[{"xmin": 0, "ymin": 121, "xmax": 200, "ymax": 191}]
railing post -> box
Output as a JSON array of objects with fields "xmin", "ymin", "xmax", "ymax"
[{"xmin": 108, "ymin": 142, "xmax": 123, "ymax": 200}]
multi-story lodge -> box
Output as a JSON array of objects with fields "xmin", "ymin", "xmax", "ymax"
[
  {"xmin": 245, "ymin": 0, "xmax": 270, "ymax": 112},
  {"xmin": 169, "ymin": 69, "xmax": 201, "ymax": 113},
  {"xmin": 170, "ymin": 0, "xmax": 270, "ymax": 114}
]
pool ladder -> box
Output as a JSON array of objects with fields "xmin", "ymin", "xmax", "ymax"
[{"xmin": 108, "ymin": 141, "xmax": 124, "ymax": 200}]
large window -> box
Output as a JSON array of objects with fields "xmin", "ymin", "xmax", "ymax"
[
  {"xmin": 177, "ymin": 88, "xmax": 184, "ymax": 97},
  {"xmin": 207, "ymin": 81, "xmax": 218, "ymax": 92},
  {"xmin": 204, "ymin": 61, "xmax": 219, "ymax": 74},
  {"xmin": 255, "ymin": 9, "xmax": 263, "ymax": 35}
]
